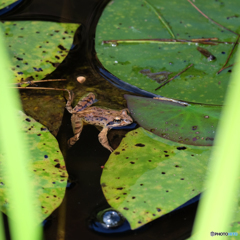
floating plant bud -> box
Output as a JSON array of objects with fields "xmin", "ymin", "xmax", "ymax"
[{"xmin": 77, "ymin": 76, "xmax": 86, "ymax": 84}]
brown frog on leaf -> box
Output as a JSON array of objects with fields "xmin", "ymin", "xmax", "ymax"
[{"xmin": 66, "ymin": 91, "xmax": 133, "ymax": 152}]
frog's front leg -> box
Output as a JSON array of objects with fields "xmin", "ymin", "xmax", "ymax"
[
  {"xmin": 65, "ymin": 90, "xmax": 75, "ymax": 114},
  {"xmin": 68, "ymin": 114, "xmax": 84, "ymax": 147},
  {"xmin": 98, "ymin": 127, "xmax": 113, "ymax": 152}
]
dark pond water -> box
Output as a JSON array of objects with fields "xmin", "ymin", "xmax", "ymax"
[{"xmin": 0, "ymin": 0, "xmax": 199, "ymax": 239}]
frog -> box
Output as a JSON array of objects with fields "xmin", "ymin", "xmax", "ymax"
[{"xmin": 66, "ymin": 91, "xmax": 133, "ymax": 152}]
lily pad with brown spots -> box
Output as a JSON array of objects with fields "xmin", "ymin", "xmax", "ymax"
[
  {"xmin": 0, "ymin": 111, "xmax": 68, "ymax": 222},
  {"xmin": 101, "ymin": 127, "xmax": 211, "ymax": 229},
  {"xmin": 1, "ymin": 20, "xmax": 79, "ymax": 84}
]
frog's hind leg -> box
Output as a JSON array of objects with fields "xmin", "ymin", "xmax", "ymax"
[
  {"xmin": 73, "ymin": 92, "xmax": 97, "ymax": 112},
  {"xmin": 98, "ymin": 127, "xmax": 113, "ymax": 152},
  {"xmin": 68, "ymin": 115, "xmax": 84, "ymax": 147}
]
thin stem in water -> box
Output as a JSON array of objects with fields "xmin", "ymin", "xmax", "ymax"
[
  {"xmin": 188, "ymin": 0, "xmax": 239, "ymax": 36},
  {"xmin": 14, "ymin": 79, "xmax": 67, "ymax": 87},
  {"xmin": 144, "ymin": 0, "xmax": 176, "ymax": 39},
  {"xmin": 102, "ymin": 38, "xmax": 219, "ymax": 45},
  {"xmin": 14, "ymin": 86, "xmax": 71, "ymax": 99},
  {"xmin": 217, "ymin": 36, "xmax": 239, "ymax": 74},
  {"xmin": 155, "ymin": 63, "xmax": 194, "ymax": 90},
  {"xmin": 217, "ymin": 64, "xmax": 235, "ymax": 74}
]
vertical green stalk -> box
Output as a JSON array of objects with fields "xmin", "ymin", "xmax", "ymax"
[
  {"xmin": 0, "ymin": 28, "xmax": 42, "ymax": 239},
  {"xmin": 192, "ymin": 44, "xmax": 240, "ymax": 238}
]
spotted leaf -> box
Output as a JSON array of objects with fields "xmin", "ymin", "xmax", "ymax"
[
  {"xmin": 1, "ymin": 21, "xmax": 79, "ymax": 83},
  {"xmin": 101, "ymin": 127, "xmax": 211, "ymax": 229},
  {"xmin": 0, "ymin": 111, "xmax": 68, "ymax": 222}
]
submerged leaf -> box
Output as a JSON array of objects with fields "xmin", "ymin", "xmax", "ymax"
[
  {"xmin": 1, "ymin": 21, "xmax": 79, "ymax": 83},
  {"xmin": 125, "ymin": 94, "xmax": 221, "ymax": 146},
  {"xmin": 101, "ymin": 127, "xmax": 211, "ymax": 229},
  {"xmin": 0, "ymin": 111, "xmax": 68, "ymax": 222}
]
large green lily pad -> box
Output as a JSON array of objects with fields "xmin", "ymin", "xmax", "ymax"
[
  {"xmin": 125, "ymin": 94, "xmax": 221, "ymax": 146},
  {"xmin": 0, "ymin": 21, "xmax": 79, "ymax": 83},
  {"xmin": 95, "ymin": 0, "xmax": 240, "ymax": 104},
  {"xmin": 0, "ymin": 111, "xmax": 68, "ymax": 222},
  {"xmin": 101, "ymin": 127, "xmax": 211, "ymax": 229}
]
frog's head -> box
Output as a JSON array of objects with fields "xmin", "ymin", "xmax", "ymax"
[
  {"xmin": 119, "ymin": 109, "xmax": 133, "ymax": 125},
  {"xmin": 107, "ymin": 109, "xmax": 133, "ymax": 128}
]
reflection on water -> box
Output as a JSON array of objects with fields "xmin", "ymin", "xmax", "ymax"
[{"xmin": 89, "ymin": 207, "xmax": 132, "ymax": 233}]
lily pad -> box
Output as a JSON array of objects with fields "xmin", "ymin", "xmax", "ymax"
[
  {"xmin": 0, "ymin": 0, "xmax": 18, "ymax": 11},
  {"xmin": 125, "ymin": 94, "xmax": 221, "ymax": 146},
  {"xmin": 101, "ymin": 127, "xmax": 211, "ymax": 229},
  {"xmin": 95, "ymin": 0, "xmax": 240, "ymax": 104},
  {"xmin": 0, "ymin": 21, "xmax": 79, "ymax": 83},
  {"xmin": 0, "ymin": 111, "xmax": 68, "ymax": 222}
]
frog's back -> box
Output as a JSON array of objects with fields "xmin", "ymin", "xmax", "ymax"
[{"xmin": 79, "ymin": 106, "xmax": 126, "ymax": 127}]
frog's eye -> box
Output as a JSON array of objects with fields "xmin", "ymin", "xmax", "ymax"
[{"xmin": 114, "ymin": 117, "xmax": 121, "ymax": 123}]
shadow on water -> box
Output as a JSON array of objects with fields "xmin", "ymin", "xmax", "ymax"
[{"xmin": 0, "ymin": 0, "xmax": 199, "ymax": 239}]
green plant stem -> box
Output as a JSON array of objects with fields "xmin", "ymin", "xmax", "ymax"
[
  {"xmin": 144, "ymin": 0, "xmax": 175, "ymax": 39},
  {"xmin": 192, "ymin": 37, "xmax": 240, "ymax": 240},
  {"xmin": 0, "ymin": 28, "xmax": 42, "ymax": 240}
]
